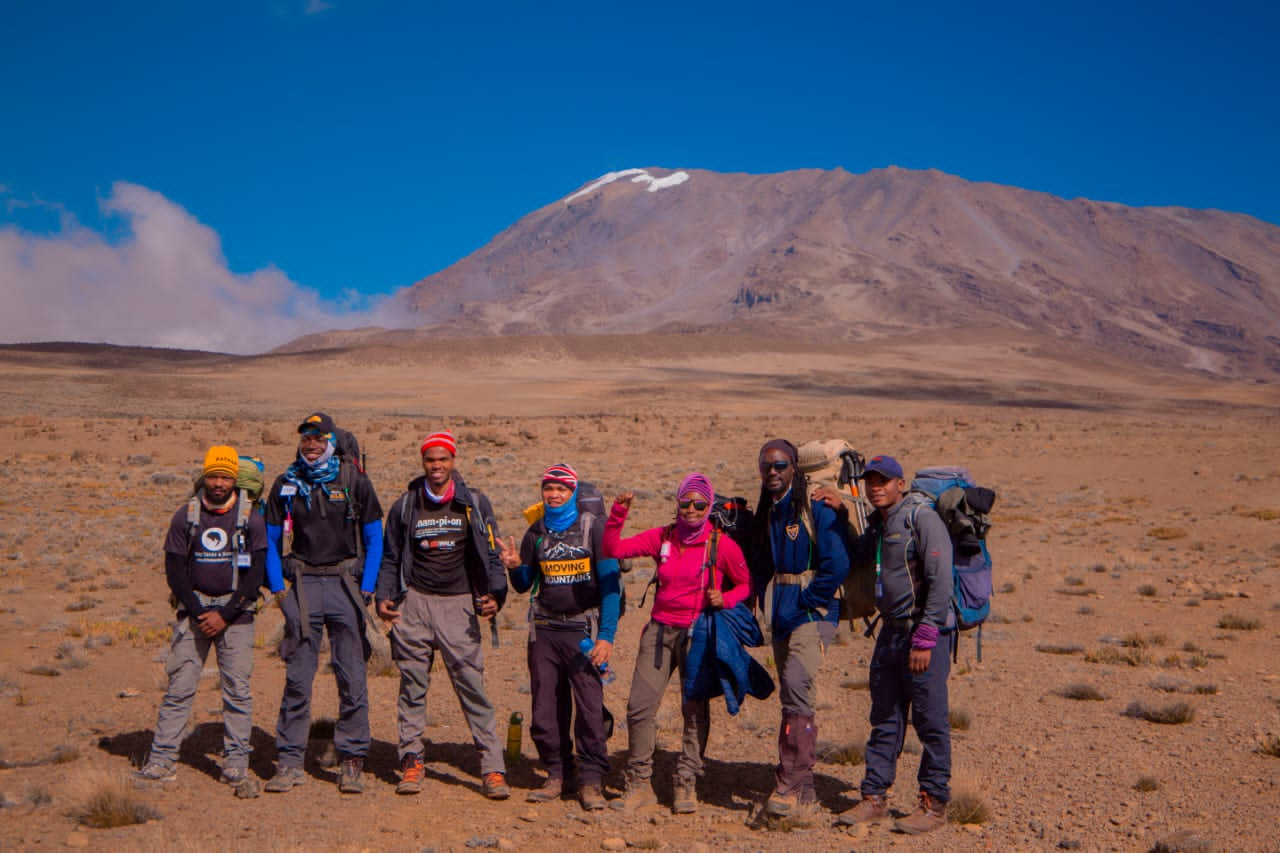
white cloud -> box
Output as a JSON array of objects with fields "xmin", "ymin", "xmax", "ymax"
[{"xmin": 0, "ymin": 181, "xmax": 405, "ymax": 354}]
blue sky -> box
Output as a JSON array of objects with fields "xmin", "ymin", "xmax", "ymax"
[{"xmin": 1, "ymin": 0, "xmax": 1277, "ymax": 350}]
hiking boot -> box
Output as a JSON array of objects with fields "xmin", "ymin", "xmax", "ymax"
[
  {"xmin": 263, "ymin": 764, "xmax": 306, "ymax": 793},
  {"xmin": 609, "ymin": 775, "xmax": 658, "ymax": 812},
  {"xmin": 482, "ymin": 771, "xmax": 511, "ymax": 800},
  {"xmin": 578, "ymin": 784, "xmax": 606, "ymax": 811},
  {"xmin": 338, "ymin": 757, "xmax": 365, "ymax": 794},
  {"xmin": 763, "ymin": 789, "xmax": 796, "ymax": 817},
  {"xmin": 672, "ymin": 774, "xmax": 698, "ymax": 814},
  {"xmin": 132, "ymin": 759, "xmax": 177, "ymax": 784},
  {"xmin": 835, "ymin": 792, "xmax": 888, "ymax": 826},
  {"xmin": 893, "ymin": 790, "xmax": 947, "ymax": 835},
  {"xmin": 218, "ymin": 765, "xmax": 248, "ymax": 786},
  {"xmin": 397, "ymin": 754, "xmax": 425, "ymax": 795},
  {"xmin": 526, "ymin": 776, "xmax": 563, "ymax": 803}
]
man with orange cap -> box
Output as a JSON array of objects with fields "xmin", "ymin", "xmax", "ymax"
[
  {"xmin": 134, "ymin": 446, "xmax": 266, "ymax": 786},
  {"xmin": 376, "ymin": 430, "xmax": 510, "ymax": 800}
]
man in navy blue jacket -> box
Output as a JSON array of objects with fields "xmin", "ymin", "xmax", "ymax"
[{"xmin": 750, "ymin": 438, "xmax": 849, "ymax": 818}]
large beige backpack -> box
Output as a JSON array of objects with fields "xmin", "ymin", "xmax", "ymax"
[{"xmin": 796, "ymin": 439, "xmax": 876, "ymax": 624}]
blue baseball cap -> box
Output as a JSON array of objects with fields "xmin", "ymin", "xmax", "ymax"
[{"xmin": 859, "ymin": 455, "xmax": 904, "ymax": 480}]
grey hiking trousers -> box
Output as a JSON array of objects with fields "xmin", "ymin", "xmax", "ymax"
[
  {"xmin": 150, "ymin": 616, "xmax": 254, "ymax": 768},
  {"xmin": 391, "ymin": 588, "xmax": 504, "ymax": 775}
]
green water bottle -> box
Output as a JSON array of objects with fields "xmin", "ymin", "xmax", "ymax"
[{"xmin": 506, "ymin": 711, "xmax": 523, "ymax": 763}]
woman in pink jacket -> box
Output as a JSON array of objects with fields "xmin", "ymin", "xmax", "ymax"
[{"xmin": 603, "ymin": 473, "xmax": 752, "ymax": 815}]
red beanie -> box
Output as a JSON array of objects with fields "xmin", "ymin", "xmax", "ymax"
[{"xmin": 420, "ymin": 430, "xmax": 457, "ymax": 457}]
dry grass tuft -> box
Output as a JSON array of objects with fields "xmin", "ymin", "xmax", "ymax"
[
  {"xmin": 1056, "ymin": 683, "xmax": 1106, "ymax": 701},
  {"xmin": 1136, "ymin": 583, "xmax": 1158, "ymax": 597},
  {"xmin": 76, "ymin": 772, "xmax": 160, "ymax": 828},
  {"xmin": 1217, "ymin": 614, "xmax": 1260, "ymax": 631},
  {"xmin": 1035, "ymin": 642, "xmax": 1084, "ymax": 655},
  {"xmin": 1085, "ymin": 646, "xmax": 1148, "ymax": 667},
  {"xmin": 1147, "ymin": 527, "xmax": 1188, "ymax": 540},
  {"xmin": 946, "ymin": 785, "xmax": 990, "ymax": 824},
  {"xmin": 948, "ymin": 709, "xmax": 972, "ymax": 731},
  {"xmin": 1258, "ymin": 735, "xmax": 1280, "ymax": 758},
  {"xmin": 1124, "ymin": 700, "xmax": 1194, "ymax": 725},
  {"xmin": 1133, "ymin": 775, "xmax": 1160, "ymax": 792},
  {"xmin": 819, "ymin": 741, "xmax": 865, "ymax": 766}
]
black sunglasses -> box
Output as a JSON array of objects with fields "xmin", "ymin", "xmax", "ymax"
[
  {"xmin": 760, "ymin": 460, "xmax": 791, "ymax": 472},
  {"xmin": 678, "ymin": 499, "xmax": 709, "ymax": 511}
]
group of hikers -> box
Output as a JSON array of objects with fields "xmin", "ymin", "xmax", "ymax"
[{"xmin": 136, "ymin": 412, "xmax": 961, "ymax": 835}]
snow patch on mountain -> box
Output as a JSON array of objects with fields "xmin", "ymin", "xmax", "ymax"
[{"xmin": 565, "ymin": 169, "xmax": 690, "ymax": 203}]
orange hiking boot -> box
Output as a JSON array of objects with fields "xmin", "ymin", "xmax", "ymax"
[{"xmin": 397, "ymin": 754, "xmax": 425, "ymax": 795}]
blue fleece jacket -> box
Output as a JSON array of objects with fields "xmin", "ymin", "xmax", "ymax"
[{"xmin": 766, "ymin": 490, "xmax": 849, "ymax": 638}]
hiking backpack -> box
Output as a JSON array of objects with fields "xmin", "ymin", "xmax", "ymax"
[
  {"xmin": 796, "ymin": 439, "xmax": 876, "ymax": 625},
  {"xmin": 904, "ymin": 466, "xmax": 996, "ymax": 660}
]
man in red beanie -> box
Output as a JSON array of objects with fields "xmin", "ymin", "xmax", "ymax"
[{"xmin": 376, "ymin": 430, "xmax": 511, "ymax": 799}]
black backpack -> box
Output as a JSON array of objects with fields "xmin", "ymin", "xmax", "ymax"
[{"xmin": 312, "ymin": 411, "xmax": 365, "ymax": 472}]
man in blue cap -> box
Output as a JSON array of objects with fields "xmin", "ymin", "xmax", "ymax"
[{"xmin": 836, "ymin": 455, "xmax": 954, "ymax": 835}]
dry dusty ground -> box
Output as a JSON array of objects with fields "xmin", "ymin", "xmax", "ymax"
[{"xmin": 0, "ymin": 335, "xmax": 1277, "ymax": 853}]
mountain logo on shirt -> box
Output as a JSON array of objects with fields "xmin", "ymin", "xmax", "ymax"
[
  {"xmin": 543, "ymin": 541, "xmax": 589, "ymax": 562},
  {"xmin": 201, "ymin": 528, "xmax": 229, "ymax": 551}
]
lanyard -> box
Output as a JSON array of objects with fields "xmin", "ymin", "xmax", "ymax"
[{"xmin": 875, "ymin": 534, "xmax": 884, "ymax": 599}]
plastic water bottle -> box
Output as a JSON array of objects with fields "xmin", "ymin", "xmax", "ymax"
[
  {"xmin": 506, "ymin": 711, "xmax": 523, "ymax": 763},
  {"xmin": 578, "ymin": 637, "xmax": 615, "ymax": 685}
]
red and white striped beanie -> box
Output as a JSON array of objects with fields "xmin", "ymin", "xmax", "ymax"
[
  {"xmin": 541, "ymin": 463, "xmax": 579, "ymax": 490},
  {"xmin": 420, "ymin": 430, "xmax": 457, "ymax": 457}
]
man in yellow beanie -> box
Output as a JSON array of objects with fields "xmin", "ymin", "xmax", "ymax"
[{"xmin": 134, "ymin": 445, "xmax": 267, "ymax": 787}]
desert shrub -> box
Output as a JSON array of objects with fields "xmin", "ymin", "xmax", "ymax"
[
  {"xmin": 1035, "ymin": 643, "xmax": 1083, "ymax": 655},
  {"xmin": 1056, "ymin": 683, "xmax": 1106, "ymax": 701},
  {"xmin": 1056, "ymin": 585, "xmax": 1097, "ymax": 597},
  {"xmin": 1136, "ymin": 584, "xmax": 1158, "ymax": 597},
  {"xmin": 77, "ymin": 772, "xmax": 160, "ymax": 828},
  {"xmin": 948, "ymin": 709, "xmax": 972, "ymax": 731},
  {"xmin": 998, "ymin": 582, "xmax": 1016, "ymax": 594},
  {"xmin": 1191, "ymin": 684, "xmax": 1218, "ymax": 695},
  {"xmin": 1063, "ymin": 576, "xmax": 1085, "ymax": 587},
  {"xmin": 48, "ymin": 744, "xmax": 81, "ymax": 765},
  {"xmin": 1187, "ymin": 654, "xmax": 1209, "ymax": 669},
  {"xmin": 1121, "ymin": 632, "xmax": 1166, "ymax": 648},
  {"xmin": 1123, "ymin": 701, "xmax": 1194, "ymax": 725},
  {"xmin": 1133, "ymin": 775, "xmax": 1160, "ymax": 792},
  {"xmin": 1150, "ymin": 676, "xmax": 1185, "ymax": 693},
  {"xmin": 1147, "ymin": 527, "xmax": 1187, "ymax": 540},
  {"xmin": 1085, "ymin": 646, "xmax": 1147, "ymax": 667},
  {"xmin": 946, "ymin": 786, "xmax": 990, "ymax": 824},
  {"xmin": 1217, "ymin": 614, "xmax": 1260, "ymax": 631},
  {"xmin": 1201, "ymin": 590, "xmax": 1227, "ymax": 601},
  {"xmin": 1184, "ymin": 598, "xmax": 1200, "ymax": 607},
  {"xmin": 1258, "ymin": 736, "xmax": 1280, "ymax": 758},
  {"xmin": 819, "ymin": 741, "xmax": 865, "ymax": 766},
  {"xmin": 1089, "ymin": 563, "xmax": 1108, "ymax": 573},
  {"xmin": 24, "ymin": 664, "xmax": 61, "ymax": 677},
  {"xmin": 1076, "ymin": 605, "xmax": 1094, "ymax": 616},
  {"xmin": 1149, "ymin": 830, "xmax": 1215, "ymax": 852}
]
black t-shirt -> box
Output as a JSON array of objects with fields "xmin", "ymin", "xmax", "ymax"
[
  {"xmin": 164, "ymin": 499, "xmax": 267, "ymax": 624},
  {"xmin": 407, "ymin": 498, "xmax": 470, "ymax": 596},
  {"xmin": 264, "ymin": 463, "xmax": 383, "ymax": 566},
  {"xmin": 520, "ymin": 512, "xmax": 603, "ymax": 616}
]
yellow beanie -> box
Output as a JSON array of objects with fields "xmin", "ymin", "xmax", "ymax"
[{"xmin": 203, "ymin": 445, "xmax": 239, "ymax": 479}]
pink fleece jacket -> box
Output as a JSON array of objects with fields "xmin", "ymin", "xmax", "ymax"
[{"xmin": 603, "ymin": 501, "xmax": 751, "ymax": 629}]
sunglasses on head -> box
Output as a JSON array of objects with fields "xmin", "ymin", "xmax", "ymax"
[
  {"xmin": 678, "ymin": 499, "xmax": 709, "ymax": 511},
  {"xmin": 760, "ymin": 460, "xmax": 791, "ymax": 472}
]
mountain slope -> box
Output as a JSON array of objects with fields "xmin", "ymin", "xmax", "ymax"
[{"xmin": 384, "ymin": 167, "xmax": 1280, "ymax": 377}]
